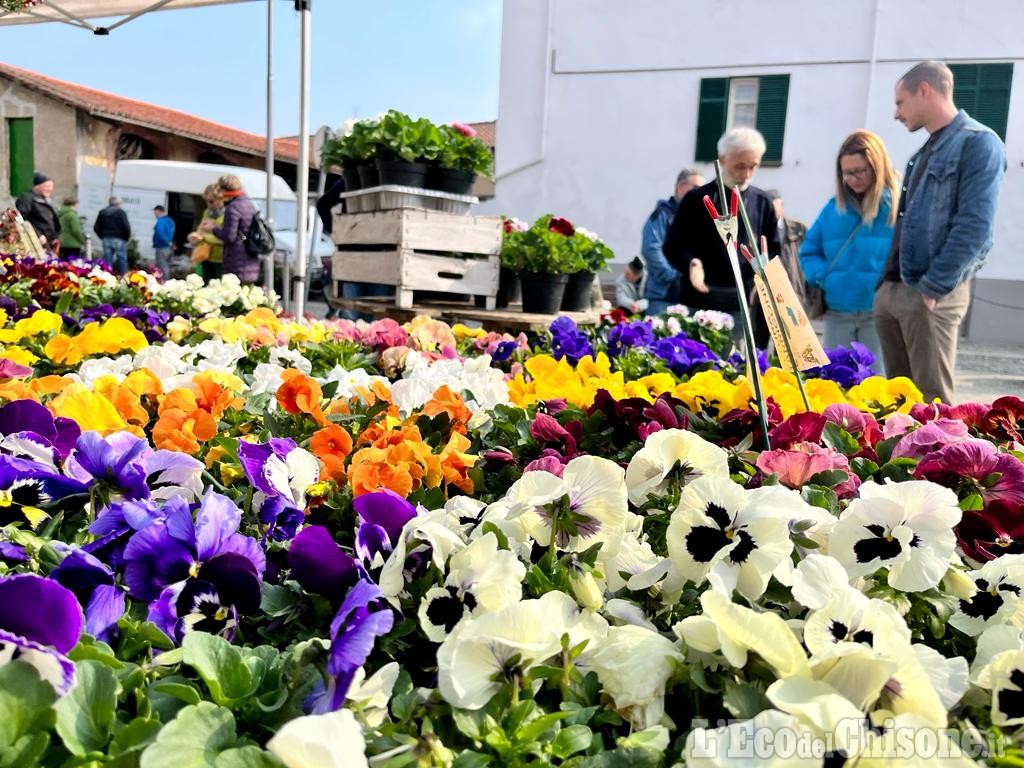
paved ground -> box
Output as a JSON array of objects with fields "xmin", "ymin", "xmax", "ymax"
[{"xmin": 302, "ymin": 297, "xmax": 1023, "ymax": 403}]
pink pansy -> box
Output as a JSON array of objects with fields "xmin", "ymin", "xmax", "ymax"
[
  {"xmin": 0, "ymin": 358, "xmax": 32, "ymax": 379},
  {"xmin": 823, "ymin": 403, "xmax": 882, "ymax": 447},
  {"xmin": 892, "ymin": 418, "xmax": 971, "ymax": 460},
  {"xmin": 329, "ymin": 320, "xmax": 362, "ymax": 343},
  {"xmin": 915, "ymin": 438, "xmax": 1024, "ymax": 507},
  {"xmin": 451, "ymin": 122, "xmax": 477, "ymax": 138},
  {"xmin": 755, "ymin": 441, "xmax": 860, "ymax": 498},
  {"xmin": 524, "ymin": 455, "xmax": 565, "ymax": 477},
  {"xmin": 909, "ymin": 400, "xmax": 989, "ymax": 427},
  {"xmin": 768, "ymin": 412, "xmax": 826, "ymax": 450},
  {"xmin": 361, "ymin": 318, "xmax": 409, "ymax": 350},
  {"xmin": 882, "ymin": 412, "xmax": 918, "ymax": 440}
]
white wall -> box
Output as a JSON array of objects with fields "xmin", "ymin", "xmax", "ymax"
[{"xmin": 480, "ymin": 0, "xmax": 1024, "ymax": 284}]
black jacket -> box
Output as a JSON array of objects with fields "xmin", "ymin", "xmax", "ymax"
[
  {"xmin": 663, "ymin": 181, "xmax": 780, "ymax": 312},
  {"xmin": 93, "ymin": 206, "xmax": 132, "ymax": 241},
  {"xmin": 15, "ymin": 192, "xmax": 60, "ymax": 243}
]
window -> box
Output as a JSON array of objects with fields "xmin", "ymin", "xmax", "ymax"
[
  {"xmin": 695, "ymin": 75, "xmax": 790, "ymax": 164},
  {"xmin": 6, "ymin": 117, "xmax": 34, "ymax": 197},
  {"xmin": 948, "ymin": 63, "xmax": 1013, "ymax": 142}
]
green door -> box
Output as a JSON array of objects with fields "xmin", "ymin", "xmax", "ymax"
[{"xmin": 7, "ymin": 117, "xmax": 34, "ymax": 197}]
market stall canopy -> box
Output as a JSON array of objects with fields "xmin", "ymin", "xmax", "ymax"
[
  {"xmin": 0, "ymin": 0, "xmax": 255, "ymax": 32},
  {"xmin": 113, "ymin": 160, "xmax": 295, "ymax": 200}
]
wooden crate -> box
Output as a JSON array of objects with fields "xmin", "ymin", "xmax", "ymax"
[{"xmin": 331, "ymin": 208, "xmax": 503, "ymax": 309}]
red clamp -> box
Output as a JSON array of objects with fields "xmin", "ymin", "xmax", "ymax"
[{"xmin": 703, "ymin": 195, "xmax": 720, "ymax": 219}]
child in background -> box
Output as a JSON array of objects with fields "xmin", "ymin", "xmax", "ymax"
[{"xmin": 615, "ymin": 256, "xmax": 648, "ymax": 315}]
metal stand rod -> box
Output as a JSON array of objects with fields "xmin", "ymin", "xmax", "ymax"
[
  {"xmin": 264, "ymin": 0, "xmax": 276, "ymax": 301},
  {"xmin": 292, "ymin": 0, "xmax": 312, "ymax": 318}
]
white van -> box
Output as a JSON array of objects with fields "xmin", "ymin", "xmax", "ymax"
[{"xmin": 111, "ymin": 160, "xmax": 333, "ymax": 279}]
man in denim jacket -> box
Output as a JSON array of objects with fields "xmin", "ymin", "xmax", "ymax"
[{"xmin": 874, "ymin": 61, "xmax": 1006, "ymax": 403}]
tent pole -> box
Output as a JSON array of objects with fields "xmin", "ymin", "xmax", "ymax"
[
  {"xmin": 292, "ymin": 0, "xmax": 311, "ymax": 318},
  {"xmin": 264, "ymin": 0, "xmax": 275, "ymax": 301}
]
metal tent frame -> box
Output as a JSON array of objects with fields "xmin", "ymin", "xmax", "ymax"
[{"xmin": 0, "ymin": 0, "xmax": 313, "ymax": 316}]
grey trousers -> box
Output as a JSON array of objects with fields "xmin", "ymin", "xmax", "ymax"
[{"xmin": 873, "ymin": 280, "xmax": 971, "ymax": 403}]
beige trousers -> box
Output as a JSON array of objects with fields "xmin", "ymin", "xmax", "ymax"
[{"xmin": 873, "ymin": 280, "xmax": 971, "ymax": 404}]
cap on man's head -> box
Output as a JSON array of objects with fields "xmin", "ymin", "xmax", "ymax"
[
  {"xmin": 628, "ymin": 256, "xmax": 644, "ymax": 272},
  {"xmin": 109, "ymin": 196, "xmax": 122, "ymax": 206},
  {"xmin": 154, "ymin": 205, "xmax": 166, "ymax": 212},
  {"xmin": 33, "ymin": 171, "xmax": 51, "ymax": 186}
]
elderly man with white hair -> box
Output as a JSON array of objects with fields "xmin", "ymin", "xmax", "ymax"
[{"xmin": 663, "ymin": 127, "xmax": 780, "ymax": 345}]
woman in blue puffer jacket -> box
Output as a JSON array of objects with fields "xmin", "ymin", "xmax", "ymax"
[{"xmin": 800, "ymin": 130, "xmax": 899, "ymax": 367}]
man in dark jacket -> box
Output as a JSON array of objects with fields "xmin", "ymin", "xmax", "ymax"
[
  {"xmin": 15, "ymin": 171, "xmax": 60, "ymax": 249},
  {"xmin": 663, "ymin": 127, "xmax": 780, "ymax": 345},
  {"xmin": 641, "ymin": 168, "xmax": 703, "ymax": 315},
  {"xmin": 93, "ymin": 197, "xmax": 132, "ymax": 274}
]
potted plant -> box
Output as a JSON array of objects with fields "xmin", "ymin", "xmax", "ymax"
[
  {"xmin": 429, "ymin": 123, "xmax": 494, "ymax": 195},
  {"xmin": 501, "ymin": 214, "xmax": 579, "ymax": 314},
  {"xmin": 322, "ymin": 117, "xmax": 377, "ymax": 191},
  {"xmin": 560, "ymin": 225, "xmax": 613, "ymax": 311},
  {"xmin": 369, "ymin": 110, "xmax": 442, "ymax": 188}
]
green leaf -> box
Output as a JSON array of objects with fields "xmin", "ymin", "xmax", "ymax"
[
  {"xmin": 807, "ymin": 469, "xmax": 850, "ymax": 489},
  {"xmin": 515, "ymin": 711, "xmax": 572, "ymax": 744},
  {"xmin": 959, "ymin": 493, "xmax": 985, "ymax": 512},
  {"xmin": 0, "ymin": 661, "xmax": 57, "ymax": 752},
  {"xmin": 109, "ymin": 718, "xmax": 162, "ymax": 758},
  {"xmin": 723, "ymin": 678, "xmax": 772, "ymax": 720},
  {"xmin": 578, "ymin": 747, "xmax": 662, "ymax": 768},
  {"xmin": 880, "ymin": 458, "xmax": 918, "ymax": 483},
  {"xmin": 214, "ymin": 746, "xmax": 285, "ymax": 767},
  {"xmin": 550, "ymin": 725, "xmax": 593, "ymax": 759},
  {"xmin": 850, "ymin": 457, "xmax": 880, "ymax": 481},
  {"xmin": 182, "ymin": 632, "xmax": 255, "ymax": 706},
  {"xmin": 152, "ymin": 681, "xmax": 203, "ymax": 706},
  {"xmin": 55, "ymin": 659, "xmax": 119, "ymax": 756},
  {"xmin": 821, "ymin": 422, "xmax": 861, "ymax": 456},
  {"xmin": 452, "ymin": 753, "xmax": 494, "ymax": 768},
  {"xmin": 139, "ymin": 702, "xmax": 239, "ymax": 768},
  {"xmin": 0, "ymin": 732, "xmax": 50, "ymax": 768}
]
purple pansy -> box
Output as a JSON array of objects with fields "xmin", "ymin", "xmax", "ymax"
[
  {"xmin": 237, "ymin": 438, "xmax": 319, "ymax": 542},
  {"xmin": 549, "ymin": 317, "xmax": 594, "ymax": 363},
  {"xmin": 288, "ymin": 525, "xmax": 361, "ymax": 598},
  {"xmin": 305, "ymin": 579, "xmax": 394, "ymax": 714},
  {"xmin": 87, "ymin": 497, "xmax": 178, "ymax": 570},
  {"xmin": 50, "ymin": 549, "xmax": 126, "ymax": 642},
  {"xmin": 353, "ymin": 490, "xmax": 419, "ymax": 563},
  {"xmin": 607, "ymin": 320, "xmax": 654, "ymax": 357},
  {"xmin": 0, "ymin": 454, "xmax": 88, "ymax": 528},
  {"xmin": 123, "ymin": 491, "xmax": 265, "ymax": 643},
  {"xmin": 651, "ymin": 336, "xmax": 718, "ymax": 374},
  {"xmin": 0, "ymin": 399, "xmax": 81, "ymax": 462},
  {"xmin": 806, "ymin": 343, "xmax": 878, "ymax": 388},
  {"xmin": 64, "ymin": 431, "xmax": 152, "ymax": 501},
  {"xmin": 0, "ymin": 573, "xmax": 83, "ymax": 694}
]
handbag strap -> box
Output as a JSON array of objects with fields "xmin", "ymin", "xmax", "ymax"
[{"xmin": 821, "ymin": 223, "xmax": 862, "ymax": 281}]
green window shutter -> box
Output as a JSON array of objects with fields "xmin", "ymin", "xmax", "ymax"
[
  {"xmin": 755, "ymin": 74, "xmax": 789, "ymax": 164},
  {"xmin": 695, "ymin": 78, "xmax": 729, "ymax": 162},
  {"xmin": 950, "ymin": 63, "xmax": 1012, "ymax": 141},
  {"xmin": 7, "ymin": 118, "xmax": 34, "ymax": 198}
]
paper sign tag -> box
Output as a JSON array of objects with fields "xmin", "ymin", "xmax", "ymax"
[
  {"xmin": 17, "ymin": 220, "xmax": 46, "ymax": 259},
  {"xmin": 753, "ymin": 257, "xmax": 830, "ymax": 372}
]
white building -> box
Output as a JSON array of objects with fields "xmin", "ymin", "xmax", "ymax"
[{"xmin": 480, "ymin": 0, "xmax": 1024, "ymax": 341}]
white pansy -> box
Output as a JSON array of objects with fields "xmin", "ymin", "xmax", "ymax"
[
  {"xmin": 505, "ymin": 455, "xmax": 628, "ymax": 555},
  {"xmin": 950, "ymin": 554, "xmax": 1024, "ymax": 637},
  {"xmin": 665, "ymin": 476, "xmax": 792, "ymax": 600},
  {"xmin": 685, "ymin": 708, "xmax": 817, "ymax": 768},
  {"xmin": 600, "ymin": 531, "xmax": 670, "ymax": 592},
  {"xmin": 437, "ymin": 591, "xmax": 607, "ymax": 710},
  {"xmin": 378, "ymin": 508, "xmax": 467, "ymax": 598},
  {"xmin": 346, "ymin": 663, "xmax": 399, "ymax": 728},
  {"xmin": 913, "ymin": 644, "xmax": 969, "ymax": 711},
  {"xmin": 666, "ymin": 317, "xmax": 682, "ymax": 336},
  {"xmin": 624, "ymin": 428, "xmax": 729, "ymax": 507},
  {"xmin": 829, "ymin": 480, "xmax": 961, "ymax": 592},
  {"xmin": 447, "ymin": 532, "xmax": 525, "ymax": 613},
  {"xmin": 248, "ymin": 363, "xmax": 288, "ymax": 397},
  {"xmin": 971, "ymin": 648, "xmax": 1024, "ymax": 726},
  {"xmin": 193, "ymin": 339, "xmax": 248, "ymax": 371},
  {"xmin": 70, "ymin": 354, "xmax": 135, "ymax": 387},
  {"xmin": 390, "ymin": 354, "xmax": 509, "ymax": 417},
  {"xmin": 791, "ymin": 554, "xmax": 854, "ymax": 610},
  {"xmin": 803, "ymin": 592, "xmax": 911, "ymax": 657},
  {"xmin": 322, "ymin": 365, "xmax": 389, "ymax": 399},
  {"xmin": 971, "ymin": 625, "xmax": 1024, "ymax": 683},
  {"xmin": 263, "ymin": 445, "xmax": 320, "ymax": 508},
  {"xmin": 766, "ymin": 676, "xmax": 869, "ymax": 754},
  {"xmin": 674, "ymin": 591, "xmax": 809, "ymax": 679},
  {"xmin": 269, "ymin": 345, "xmax": 312, "ymax": 374},
  {"xmin": 603, "ymin": 598, "xmax": 658, "ymax": 631},
  {"xmin": 582, "ymin": 624, "xmax": 683, "ymax": 729},
  {"xmin": 267, "ymin": 708, "xmax": 368, "ymax": 768}
]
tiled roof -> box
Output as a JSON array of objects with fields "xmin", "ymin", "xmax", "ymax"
[
  {"xmin": 0, "ymin": 61, "xmax": 299, "ymax": 162},
  {"xmin": 467, "ymin": 120, "xmax": 495, "ymax": 148}
]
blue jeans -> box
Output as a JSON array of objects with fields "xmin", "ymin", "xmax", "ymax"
[
  {"xmin": 102, "ymin": 238, "xmax": 128, "ymax": 274},
  {"xmin": 823, "ymin": 310, "xmax": 884, "ymax": 373},
  {"xmin": 340, "ymin": 282, "xmax": 392, "ymax": 321}
]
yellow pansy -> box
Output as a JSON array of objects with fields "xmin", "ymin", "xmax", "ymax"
[
  {"xmin": 44, "ymin": 333, "xmax": 83, "ymax": 366},
  {"xmin": 672, "ymin": 370, "xmax": 739, "ymax": 415},
  {"xmin": 804, "ymin": 378, "xmax": 848, "ymax": 412},
  {"xmin": 846, "ymin": 375, "xmax": 925, "ymax": 415},
  {"xmin": 167, "ymin": 316, "xmax": 192, "ymax": 342},
  {"xmin": 49, "ymin": 383, "xmax": 127, "ymax": 435},
  {"xmin": 451, "ymin": 323, "xmax": 486, "ymax": 341},
  {"xmin": 93, "ymin": 317, "xmax": 148, "ymax": 354},
  {"xmin": 15, "ymin": 309, "xmax": 63, "ymax": 337},
  {"xmin": 0, "ymin": 347, "xmax": 38, "ymax": 366},
  {"xmin": 244, "ymin": 307, "xmax": 284, "ymax": 332},
  {"xmin": 637, "ymin": 373, "xmax": 677, "ymax": 397}
]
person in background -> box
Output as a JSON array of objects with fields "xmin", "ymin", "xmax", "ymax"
[
  {"xmin": 799, "ymin": 130, "xmax": 899, "ymax": 365},
  {"xmin": 57, "ymin": 197, "xmax": 85, "ymax": 258},
  {"xmin": 615, "ymin": 256, "xmax": 648, "ymax": 315},
  {"xmin": 204, "ymin": 174, "xmax": 260, "ymax": 285},
  {"xmin": 16, "ymin": 171, "xmax": 60, "ymax": 250},
  {"xmin": 663, "ymin": 128, "xmax": 780, "ymax": 345},
  {"xmin": 152, "ymin": 205, "xmax": 176, "ymax": 281},
  {"xmin": 188, "ymin": 184, "xmax": 225, "ymax": 283},
  {"xmin": 641, "ymin": 168, "xmax": 703, "ymax": 316},
  {"xmin": 766, "ymin": 190, "xmax": 809, "ymax": 307},
  {"xmin": 874, "ymin": 61, "xmax": 1006, "ymax": 402},
  {"xmin": 93, "ymin": 196, "xmax": 132, "ymax": 274}
]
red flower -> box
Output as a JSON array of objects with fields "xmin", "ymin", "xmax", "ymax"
[
  {"xmin": 548, "ymin": 216, "xmax": 575, "ymax": 237},
  {"xmin": 768, "ymin": 412, "xmax": 827, "ymax": 450},
  {"xmin": 451, "ymin": 122, "xmax": 477, "ymax": 138},
  {"xmin": 957, "ymin": 502, "xmax": 1024, "ymax": 562},
  {"xmin": 983, "ymin": 396, "xmax": 1024, "ymax": 444},
  {"xmin": 601, "ymin": 308, "xmax": 630, "ymax": 325}
]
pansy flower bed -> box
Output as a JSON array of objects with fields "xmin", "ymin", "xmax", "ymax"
[{"xmin": 0, "ymin": 272, "xmax": 1023, "ymax": 766}]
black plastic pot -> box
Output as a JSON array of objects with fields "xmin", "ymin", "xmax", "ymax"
[
  {"xmin": 519, "ymin": 272, "xmax": 569, "ymax": 314},
  {"xmin": 357, "ymin": 162, "xmax": 379, "ymax": 189},
  {"xmin": 427, "ymin": 166, "xmax": 477, "ymax": 195},
  {"xmin": 474, "ymin": 267, "xmax": 521, "ymax": 309},
  {"xmin": 560, "ymin": 270, "xmax": 595, "ymax": 311},
  {"xmin": 342, "ymin": 165, "xmax": 361, "ymax": 192},
  {"xmin": 376, "ymin": 158, "xmax": 428, "ymax": 188}
]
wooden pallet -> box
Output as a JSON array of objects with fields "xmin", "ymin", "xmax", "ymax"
[
  {"xmin": 327, "ymin": 295, "xmax": 602, "ymax": 334},
  {"xmin": 331, "ymin": 208, "xmax": 503, "ymax": 309}
]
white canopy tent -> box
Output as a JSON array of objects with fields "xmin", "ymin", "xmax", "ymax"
[{"xmin": 0, "ymin": 0, "xmax": 313, "ymax": 316}]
